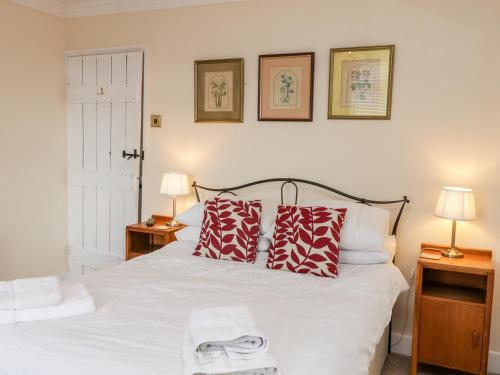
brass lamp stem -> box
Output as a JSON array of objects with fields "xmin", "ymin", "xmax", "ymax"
[
  {"xmin": 167, "ymin": 195, "xmax": 181, "ymax": 227},
  {"xmin": 451, "ymin": 219, "xmax": 456, "ymax": 250},
  {"xmin": 442, "ymin": 219, "xmax": 464, "ymax": 258},
  {"xmin": 172, "ymin": 195, "xmax": 177, "ymax": 219}
]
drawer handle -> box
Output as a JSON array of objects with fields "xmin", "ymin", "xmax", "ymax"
[{"xmin": 472, "ymin": 331, "xmax": 480, "ymax": 349}]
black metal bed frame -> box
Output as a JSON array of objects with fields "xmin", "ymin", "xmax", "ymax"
[
  {"xmin": 193, "ymin": 178, "xmax": 409, "ymax": 235},
  {"xmin": 192, "ymin": 177, "xmax": 410, "ymax": 353}
]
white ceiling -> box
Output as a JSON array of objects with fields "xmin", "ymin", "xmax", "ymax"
[{"xmin": 13, "ymin": 0, "xmax": 246, "ymax": 18}]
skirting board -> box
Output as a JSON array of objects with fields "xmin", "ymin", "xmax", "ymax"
[{"xmin": 391, "ymin": 332, "xmax": 500, "ymax": 374}]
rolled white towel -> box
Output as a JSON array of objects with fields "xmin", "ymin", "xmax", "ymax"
[
  {"xmin": 189, "ymin": 305, "xmax": 269, "ymax": 363},
  {"xmin": 183, "ymin": 325, "xmax": 279, "ymax": 375},
  {"xmin": 0, "ymin": 276, "xmax": 62, "ymax": 310},
  {"xmin": 0, "ymin": 283, "xmax": 95, "ymax": 325}
]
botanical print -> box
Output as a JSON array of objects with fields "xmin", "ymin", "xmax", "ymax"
[
  {"xmin": 269, "ymin": 66, "xmax": 303, "ymax": 110},
  {"xmin": 340, "ymin": 59, "xmax": 380, "ymax": 107},
  {"xmin": 204, "ymin": 71, "xmax": 234, "ymax": 112}
]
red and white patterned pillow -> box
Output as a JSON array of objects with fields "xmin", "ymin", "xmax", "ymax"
[
  {"xmin": 266, "ymin": 205, "xmax": 347, "ymax": 278},
  {"xmin": 193, "ymin": 198, "xmax": 262, "ymax": 263}
]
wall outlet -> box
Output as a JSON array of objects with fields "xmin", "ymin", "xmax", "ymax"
[{"xmin": 151, "ymin": 114, "xmax": 162, "ymax": 127}]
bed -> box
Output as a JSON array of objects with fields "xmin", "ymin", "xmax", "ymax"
[
  {"xmin": 0, "ymin": 240, "xmax": 407, "ymax": 375},
  {"xmin": 0, "ymin": 178, "xmax": 410, "ymax": 375}
]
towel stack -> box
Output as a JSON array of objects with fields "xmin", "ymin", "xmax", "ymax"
[
  {"xmin": 183, "ymin": 305, "xmax": 280, "ymax": 375},
  {"xmin": 0, "ymin": 277, "xmax": 95, "ymax": 325}
]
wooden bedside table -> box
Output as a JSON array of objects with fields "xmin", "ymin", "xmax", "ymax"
[
  {"xmin": 125, "ymin": 215, "xmax": 186, "ymax": 260},
  {"xmin": 411, "ymin": 243, "xmax": 494, "ymax": 375}
]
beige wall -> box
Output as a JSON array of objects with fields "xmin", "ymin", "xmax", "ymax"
[
  {"xmin": 0, "ymin": 0, "xmax": 67, "ymax": 279},
  {"xmin": 65, "ymin": 0, "xmax": 500, "ymax": 351},
  {"xmin": 2, "ymin": 0, "xmax": 498, "ymax": 353},
  {"xmin": 67, "ymin": 0, "xmax": 500, "ymax": 351}
]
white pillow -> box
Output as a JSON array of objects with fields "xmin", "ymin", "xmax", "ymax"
[
  {"xmin": 339, "ymin": 236, "xmax": 396, "ymax": 264},
  {"xmin": 176, "ymin": 200, "xmax": 279, "ymax": 235},
  {"xmin": 175, "ymin": 225, "xmax": 271, "ymax": 253},
  {"xmin": 257, "ymin": 237, "xmax": 271, "ymax": 252},
  {"xmin": 174, "ymin": 226, "xmax": 201, "ymax": 242},
  {"xmin": 310, "ymin": 200, "xmax": 391, "ymax": 252},
  {"xmin": 260, "ymin": 200, "xmax": 278, "ymax": 234},
  {"xmin": 176, "ymin": 203, "xmax": 204, "ymax": 226}
]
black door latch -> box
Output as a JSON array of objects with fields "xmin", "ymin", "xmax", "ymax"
[{"xmin": 122, "ymin": 149, "xmax": 141, "ymax": 160}]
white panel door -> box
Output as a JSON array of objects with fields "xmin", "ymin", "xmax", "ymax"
[{"xmin": 66, "ymin": 51, "xmax": 143, "ymax": 276}]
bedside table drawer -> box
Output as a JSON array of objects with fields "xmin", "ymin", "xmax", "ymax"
[{"xmin": 419, "ymin": 297, "xmax": 484, "ymax": 373}]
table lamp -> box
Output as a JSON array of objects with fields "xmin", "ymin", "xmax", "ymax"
[
  {"xmin": 434, "ymin": 186, "xmax": 476, "ymax": 258},
  {"xmin": 160, "ymin": 172, "xmax": 189, "ymax": 227}
]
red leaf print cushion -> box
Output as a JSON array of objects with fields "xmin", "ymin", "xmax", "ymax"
[
  {"xmin": 193, "ymin": 198, "xmax": 262, "ymax": 263},
  {"xmin": 266, "ymin": 205, "xmax": 347, "ymax": 278}
]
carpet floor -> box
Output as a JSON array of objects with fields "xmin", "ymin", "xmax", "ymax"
[{"xmin": 381, "ymin": 354, "xmax": 498, "ymax": 375}]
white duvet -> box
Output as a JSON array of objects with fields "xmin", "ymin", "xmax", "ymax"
[{"xmin": 0, "ymin": 241, "xmax": 408, "ymax": 375}]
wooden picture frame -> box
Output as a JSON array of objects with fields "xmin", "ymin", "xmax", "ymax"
[
  {"xmin": 194, "ymin": 58, "xmax": 244, "ymax": 123},
  {"xmin": 258, "ymin": 52, "xmax": 314, "ymax": 121},
  {"xmin": 328, "ymin": 45, "xmax": 394, "ymax": 120}
]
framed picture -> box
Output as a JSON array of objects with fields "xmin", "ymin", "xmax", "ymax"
[
  {"xmin": 328, "ymin": 45, "xmax": 394, "ymax": 120},
  {"xmin": 258, "ymin": 52, "xmax": 314, "ymax": 121},
  {"xmin": 194, "ymin": 58, "xmax": 244, "ymax": 123}
]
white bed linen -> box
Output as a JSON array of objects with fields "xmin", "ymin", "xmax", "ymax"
[{"xmin": 0, "ymin": 241, "xmax": 408, "ymax": 375}]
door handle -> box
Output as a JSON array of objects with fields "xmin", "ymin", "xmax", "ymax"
[
  {"xmin": 97, "ymin": 87, "xmax": 104, "ymax": 96},
  {"xmin": 472, "ymin": 331, "xmax": 480, "ymax": 349},
  {"xmin": 122, "ymin": 149, "xmax": 140, "ymax": 160}
]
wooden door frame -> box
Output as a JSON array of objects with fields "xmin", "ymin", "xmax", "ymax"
[{"xmin": 64, "ymin": 45, "xmax": 148, "ymax": 222}]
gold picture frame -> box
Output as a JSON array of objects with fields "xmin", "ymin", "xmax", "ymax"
[
  {"xmin": 328, "ymin": 45, "xmax": 394, "ymax": 120},
  {"xmin": 194, "ymin": 58, "xmax": 244, "ymax": 123}
]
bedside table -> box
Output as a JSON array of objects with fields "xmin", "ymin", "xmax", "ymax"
[
  {"xmin": 125, "ymin": 215, "xmax": 186, "ymax": 260},
  {"xmin": 411, "ymin": 243, "xmax": 494, "ymax": 375}
]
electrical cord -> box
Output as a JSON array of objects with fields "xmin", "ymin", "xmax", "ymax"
[
  {"xmin": 421, "ymin": 246, "xmax": 445, "ymax": 251},
  {"xmin": 391, "ymin": 256, "xmax": 418, "ymax": 348}
]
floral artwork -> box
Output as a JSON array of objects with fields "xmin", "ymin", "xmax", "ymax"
[
  {"xmin": 210, "ymin": 76, "xmax": 227, "ymax": 107},
  {"xmin": 269, "ymin": 67, "xmax": 303, "ymax": 109},
  {"xmin": 195, "ymin": 58, "xmax": 243, "ymax": 123},
  {"xmin": 193, "ymin": 198, "xmax": 262, "ymax": 263},
  {"xmin": 259, "ymin": 53, "xmax": 314, "ymax": 121},
  {"xmin": 204, "ymin": 71, "xmax": 233, "ymax": 112},
  {"xmin": 328, "ymin": 45, "xmax": 394, "ymax": 119},
  {"xmin": 266, "ymin": 205, "xmax": 346, "ymax": 278},
  {"xmin": 340, "ymin": 59, "xmax": 380, "ymax": 107},
  {"xmin": 279, "ymin": 72, "xmax": 294, "ymax": 103}
]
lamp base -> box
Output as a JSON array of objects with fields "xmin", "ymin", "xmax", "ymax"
[
  {"xmin": 441, "ymin": 248, "xmax": 464, "ymax": 258},
  {"xmin": 166, "ymin": 218, "xmax": 182, "ymax": 227}
]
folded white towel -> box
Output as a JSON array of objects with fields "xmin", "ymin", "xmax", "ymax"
[
  {"xmin": 189, "ymin": 305, "xmax": 269, "ymax": 363},
  {"xmin": 184, "ymin": 305, "xmax": 279, "ymax": 375},
  {"xmin": 0, "ymin": 283, "xmax": 95, "ymax": 325},
  {"xmin": 0, "ymin": 276, "xmax": 62, "ymax": 310},
  {"xmin": 183, "ymin": 326, "xmax": 279, "ymax": 375}
]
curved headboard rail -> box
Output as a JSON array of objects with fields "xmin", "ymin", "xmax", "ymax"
[{"xmin": 192, "ymin": 178, "xmax": 410, "ymax": 235}]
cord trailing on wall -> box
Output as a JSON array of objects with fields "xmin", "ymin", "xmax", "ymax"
[{"xmin": 391, "ymin": 256, "xmax": 418, "ymax": 349}]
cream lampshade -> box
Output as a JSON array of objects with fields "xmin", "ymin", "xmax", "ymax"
[
  {"xmin": 160, "ymin": 172, "xmax": 189, "ymax": 227},
  {"xmin": 434, "ymin": 186, "xmax": 476, "ymax": 258}
]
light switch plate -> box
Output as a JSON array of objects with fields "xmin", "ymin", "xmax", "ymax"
[{"xmin": 151, "ymin": 115, "xmax": 162, "ymax": 128}]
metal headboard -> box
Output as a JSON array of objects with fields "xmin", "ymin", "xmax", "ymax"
[{"xmin": 192, "ymin": 178, "xmax": 410, "ymax": 235}]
